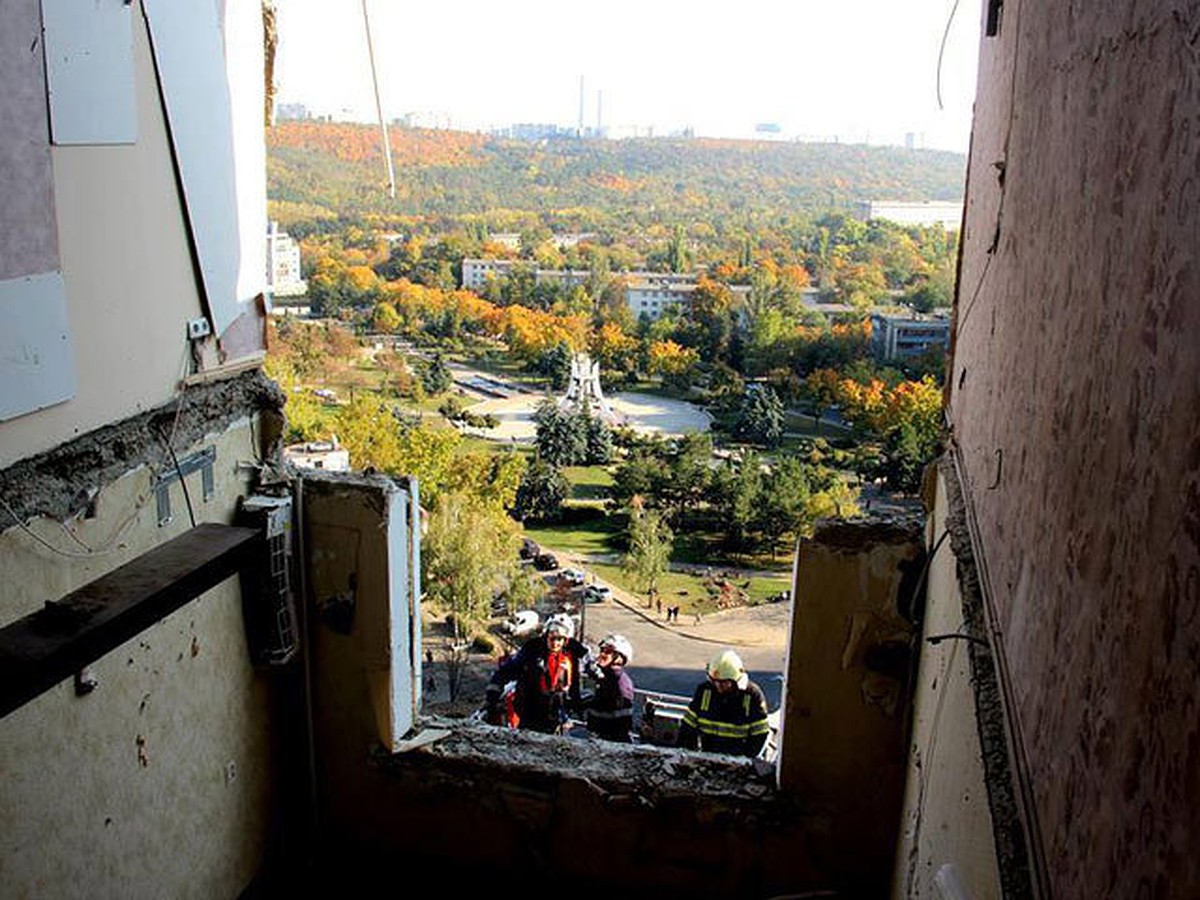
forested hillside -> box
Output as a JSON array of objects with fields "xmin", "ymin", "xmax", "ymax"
[{"xmin": 267, "ymin": 122, "xmax": 965, "ymax": 235}]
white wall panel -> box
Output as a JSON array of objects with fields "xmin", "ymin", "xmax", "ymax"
[
  {"xmin": 143, "ymin": 0, "xmax": 243, "ymax": 335},
  {"xmin": 42, "ymin": 0, "xmax": 136, "ymax": 145},
  {"xmin": 0, "ymin": 273, "xmax": 76, "ymax": 422}
]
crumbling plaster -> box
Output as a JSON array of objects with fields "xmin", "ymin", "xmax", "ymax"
[
  {"xmin": 0, "ymin": 369, "xmax": 283, "ymax": 530},
  {"xmin": 0, "ymin": 410, "xmax": 280, "ymax": 898},
  {"xmin": 949, "ymin": 2, "xmax": 1200, "ymax": 895}
]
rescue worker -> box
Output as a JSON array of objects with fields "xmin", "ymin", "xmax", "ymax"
[
  {"xmin": 486, "ymin": 613, "xmax": 588, "ymax": 734},
  {"xmin": 585, "ymin": 634, "xmax": 635, "ymax": 742},
  {"xmin": 676, "ymin": 649, "xmax": 770, "ymax": 758}
]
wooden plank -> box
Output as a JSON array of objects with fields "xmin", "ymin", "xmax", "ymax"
[{"xmin": 0, "ymin": 523, "xmax": 262, "ymax": 718}]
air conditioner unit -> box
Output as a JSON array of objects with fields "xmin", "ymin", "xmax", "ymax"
[{"xmin": 238, "ymin": 494, "xmax": 299, "ymax": 666}]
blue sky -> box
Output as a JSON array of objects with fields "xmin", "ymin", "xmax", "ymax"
[{"xmin": 273, "ymin": 0, "xmax": 982, "ymax": 153}]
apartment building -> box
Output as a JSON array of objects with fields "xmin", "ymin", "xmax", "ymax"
[{"xmin": 870, "ymin": 312, "xmax": 952, "ymax": 360}]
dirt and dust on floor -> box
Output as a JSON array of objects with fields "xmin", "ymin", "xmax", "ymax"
[{"xmin": 419, "ymin": 608, "xmax": 505, "ymax": 719}]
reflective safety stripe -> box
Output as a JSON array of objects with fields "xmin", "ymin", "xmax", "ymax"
[
  {"xmin": 692, "ymin": 715, "xmax": 751, "ymax": 739},
  {"xmin": 682, "ymin": 708, "xmax": 700, "ymax": 728},
  {"xmin": 699, "ymin": 687, "xmax": 712, "ymax": 712},
  {"xmin": 747, "ymin": 718, "xmax": 771, "ymax": 735}
]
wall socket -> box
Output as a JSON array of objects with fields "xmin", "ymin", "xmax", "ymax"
[{"xmin": 187, "ymin": 317, "xmax": 212, "ymax": 340}]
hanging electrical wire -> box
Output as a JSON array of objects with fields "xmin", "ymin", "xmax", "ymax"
[
  {"xmin": 361, "ymin": 0, "xmax": 395, "ymax": 199},
  {"xmin": 936, "ymin": 0, "xmax": 963, "ymax": 110}
]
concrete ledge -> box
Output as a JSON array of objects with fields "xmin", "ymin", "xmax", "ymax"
[{"xmin": 0, "ymin": 523, "xmax": 262, "ymax": 717}]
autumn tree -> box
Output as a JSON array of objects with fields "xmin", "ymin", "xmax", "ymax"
[
  {"xmin": 802, "ymin": 368, "xmax": 842, "ymax": 433},
  {"xmin": 646, "ymin": 339, "xmax": 699, "ymax": 391}
]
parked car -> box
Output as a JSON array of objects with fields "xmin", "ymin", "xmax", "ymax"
[
  {"xmin": 558, "ymin": 567, "xmax": 585, "ymax": 586},
  {"xmin": 533, "ymin": 552, "xmax": 558, "ymax": 571},
  {"xmin": 519, "ymin": 538, "xmax": 540, "ymax": 561},
  {"xmin": 582, "ymin": 585, "xmax": 612, "ymax": 603},
  {"xmin": 503, "ymin": 610, "xmax": 539, "ymax": 637}
]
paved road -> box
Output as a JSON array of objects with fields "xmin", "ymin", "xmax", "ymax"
[{"xmin": 575, "ymin": 577, "xmax": 791, "ymax": 709}]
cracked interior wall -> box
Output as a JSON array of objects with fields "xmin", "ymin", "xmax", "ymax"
[
  {"xmin": 778, "ymin": 517, "xmax": 924, "ymax": 896},
  {"xmin": 0, "ymin": 408, "xmax": 280, "ymax": 898},
  {"xmin": 946, "ymin": 1, "xmax": 1200, "ymax": 896}
]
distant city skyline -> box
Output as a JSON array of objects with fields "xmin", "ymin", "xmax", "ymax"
[{"xmin": 273, "ymin": 0, "xmax": 983, "ymax": 153}]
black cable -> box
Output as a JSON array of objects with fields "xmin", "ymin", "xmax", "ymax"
[{"xmin": 927, "ymin": 631, "xmax": 990, "ymax": 648}]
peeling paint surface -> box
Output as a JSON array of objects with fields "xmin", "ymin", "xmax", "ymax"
[{"xmin": 950, "ymin": 2, "xmax": 1200, "ymax": 895}]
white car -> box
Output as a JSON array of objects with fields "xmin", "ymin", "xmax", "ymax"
[
  {"xmin": 583, "ymin": 585, "xmax": 612, "ymax": 603},
  {"xmin": 558, "ymin": 568, "xmax": 585, "ymax": 586},
  {"xmin": 503, "ymin": 610, "xmax": 539, "ymax": 637}
]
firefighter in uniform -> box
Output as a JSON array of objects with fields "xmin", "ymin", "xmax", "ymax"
[
  {"xmin": 677, "ymin": 649, "xmax": 770, "ymax": 757},
  {"xmin": 486, "ymin": 613, "xmax": 587, "ymax": 734},
  {"xmin": 584, "ymin": 633, "xmax": 635, "ymax": 742}
]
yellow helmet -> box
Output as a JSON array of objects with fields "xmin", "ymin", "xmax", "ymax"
[{"xmin": 708, "ymin": 649, "xmax": 744, "ymax": 682}]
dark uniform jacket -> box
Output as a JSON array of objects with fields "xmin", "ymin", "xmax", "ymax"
[
  {"xmin": 585, "ymin": 664, "xmax": 634, "ymax": 742},
  {"xmin": 489, "ymin": 635, "xmax": 588, "ymax": 733},
  {"xmin": 677, "ymin": 679, "xmax": 770, "ymax": 757}
]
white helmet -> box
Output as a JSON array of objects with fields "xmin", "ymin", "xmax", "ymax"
[
  {"xmin": 544, "ymin": 613, "xmax": 575, "ymax": 640},
  {"xmin": 599, "ymin": 633, "xmax": 634, "ymax": 665}
]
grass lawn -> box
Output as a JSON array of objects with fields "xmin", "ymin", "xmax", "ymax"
[
  {"xmin": 562, "ymin": 465, "xmax": 614, "ymax": 501},
  {"xmin": 524, "ymin": 505, "xmax": 793, "ymax": 615},
  {"xmin": 583, "ymin": 561, "xmax": 791, "ymax": 615},
  {"xmin": 457, "ymin": 435, "xmax": 533, "ymax": 457},
  {"xmin": 523, "ymin": 506, "xmax": 621, "ymax": 557}
]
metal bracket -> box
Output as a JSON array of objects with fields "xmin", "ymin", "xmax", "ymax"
[{"xmin": 156, "ymin": 446, "xmax": 216, "ymax": 526}]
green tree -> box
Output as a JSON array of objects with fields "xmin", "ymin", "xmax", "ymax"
[
  {"xmin": 662, "ymin": 433, "xmax": 713, "ymax": 526},
  {"xmin": 581, "ymin": 405, "xmax": 614, "ymax": 464},
  {"xmin": 511, "ymin": 458, "xmax": 569, "ymax": 523},
  {"xmin": 622, "ymin": 500, "xmax": 674, "ymax": 597},
  {"xmin": 423, "ymin": 491, "xmax": 524, "ymax": 633},
  {"xmin": 716, "ymin": 451, "xmax": 763, "ymax": 554},
  {"xmin": 533, "ymin": 400, "xmax": 586, "ymax": 467},
  {"xmin": 737, "ymin": 384, "xmax": 785, "ymax": 447},
  {"xmin": 531, "ymin": 342, "xmax": 573, "ymax": 391},
  {"xmin": 421, "ymin": 353, "xmax": 453, "ymax": 395},
  {"xmin": 756, "ymin": 457, "xmax": 812, "ymax": 559}
]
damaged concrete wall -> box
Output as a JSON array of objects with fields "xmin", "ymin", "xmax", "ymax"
[
  {"xmin": 302, "ymin": 484, "xmax": 843, "ymax": 896},
  {"xmin": 778, "ymin": 518, "xmax": 923, "ymax": 894},
  {"xmin": 892, "ymin": 467, "xmax": 1004, "ymax": 900},
  {"xmin": 316, "ymin": 721, "xmax": 842, "ymax": 899},
  {"xmin": 301, "ymin": 471, "xmax": 420, "ymax": 759},
  {"xmin": 947, "ymin": 1, "xmax": 1200, "ymax": 895},
  {"xmin": 0, "ymin": 408, "xmax": 280, "ymax": 898}
]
